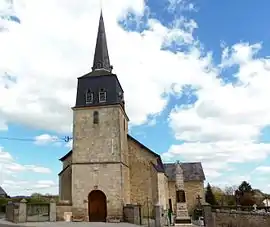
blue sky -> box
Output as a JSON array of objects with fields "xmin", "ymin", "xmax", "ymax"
[{"xmin": 1, "ymin": 0, "xmax": 270, "ymax": 196}]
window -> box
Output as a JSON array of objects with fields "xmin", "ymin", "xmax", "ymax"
[
  {"xmin": 99, "ymin": 89, "xmax": 107, "ymax": 103},
  {"xmin": 85, "ymin": 90, "xmax": 93, "ymax": 104},
  {"xmin": 93, "ymin": 111, "xmax": 99, "ymax": 124}
]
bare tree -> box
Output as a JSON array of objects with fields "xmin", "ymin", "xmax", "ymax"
[{"xmin": 224, "ymin": 185, "xmax": 238, "ymax": 196}]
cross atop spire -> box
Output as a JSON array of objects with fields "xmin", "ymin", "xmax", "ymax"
[{"xmin": 91, "ymin": 11, "xmax": 113, "ymax": 73}]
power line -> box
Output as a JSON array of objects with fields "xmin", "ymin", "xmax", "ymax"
[{"xmin": 0, "ymin": 136, "xmax": 72, "ymax": 143}]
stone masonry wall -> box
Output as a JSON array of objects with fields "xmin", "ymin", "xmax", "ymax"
[
  {"xmin": 56, "ymin": 204, "xmax": 72, "ymax": 221},
  {"xmin": 168, "ymin": 180, "xmax": 204, "ymax": 215},
  {"xmin": 184, "ymin": 181, "xmax": 205, "ymax": 213},
  {"xmin": 72, "ymin": 106, "xmax": 127, "ymax": 163},
  {"xmin": 59, "ymin": 166, "xmax": 72, "ymax": 201},
  {"xmin": 213, "ymin": 210, "xmax": 270, "ymax": 227},
  {"xmin": 72, "ymin": 105, "xmax": 130, "ymax": 220},
  {"xmin": 72, "ymin": 163, "xmax": 123, "ymax": 219},
  {"xmin": 122, "ymin": 164, "xmax": 131, "ymax": 205},
  {"xmin": 150, "ymin": 162, "xmax": 158, "ymax": 207},
  {"xmin": 128, "ymin": 138, "xmax": 159, "ymax": 214},
  {"xmin": 157, "ymin": 172, "xmax": 168, "ymax": 209},
  {"xmin": 168, "ymin": 181, "xmax": 176, "ymax": 212},
  {"xmin": 63, "ymin": 155, "xmax": 72, "ymax": 169},
  {"xmin": 120, "ymin": 113, "xmax": 130, "ymax": 205}
]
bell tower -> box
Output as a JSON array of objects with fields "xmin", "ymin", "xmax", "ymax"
[{"xmin": 71, "ymin": 11, "xmax": 130, "ymax": 221}]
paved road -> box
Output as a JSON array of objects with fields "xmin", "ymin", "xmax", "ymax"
[{"xmin": 0, "ymin": 219, "xmax": 141, "ymax": 227}]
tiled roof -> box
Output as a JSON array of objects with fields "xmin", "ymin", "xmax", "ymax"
[{"xmin": 164, "ymin": 162, "xmax": 205, "ymax": 181}]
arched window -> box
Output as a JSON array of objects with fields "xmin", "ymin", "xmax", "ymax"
[
  {"xmin": 99, "ymin": 88, "xmax": 107, "ymax": 103},
  {"xmin": 93, "ymin": 111, "xmax": 99, "ymax": 124},
  {"xmin": 85, "ymin": 90, "xmax": 93, "ymax": 104}
]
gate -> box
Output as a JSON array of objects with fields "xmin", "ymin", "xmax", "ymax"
[
  {"xmin": 26, "ymin": 203, "xmax": 50, "ymax": 222},
  {"xmin": 140, "ymin": 198, "xmax": 154, "ymax": 227}
]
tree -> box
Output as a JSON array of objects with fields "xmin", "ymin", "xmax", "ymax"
[
  {"xmin": 239, "ymin": 192, "xmax": 255, "ymax": 206},
  {"xmin": 224, "ymin": 185, "xmax": 238, "ymax": 206},
  {"xmin": 205, "ymin": 183, "xmax": 218, "ymax": 205},
  {"xmin": 31, "ymin": 193, "xmax": 43, "ymax": 198},
  {"xmin": 224, "ymin": 185, "xmax": 238, "ymax": 196},
  {"xmin": 237, "ymin": 181, "xmax": 255, "ymax": 206},
  {"xmin": 211, "ymin": 186, "xmax": 224, "ymax": 204},
  {"xmin": 238, "ymin": 181, "xmax": 252, "ymax": 194}
]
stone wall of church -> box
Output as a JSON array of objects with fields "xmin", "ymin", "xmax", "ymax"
[
  {"xmin": 71, "ymin": 105, "xmax": 130, "ymax": 220},
  {"xmin": 72, "ymin": 163, "xmax": 124, "ymax": 219},
  {"xmin": 128, "ymin": 139, "xmax": 158, "ymax": 213},
  {"xmin": 168, "ymin": 181, "xmax": 176, "ymax": 212},
  {"xmin": 168, "ymin": 180, "xmax": 204, "ymax": 215},
  {"xmin": 63, "ymin": 155, "xmax": 72, "ymax": 169},
  {"xmin": 157, "ymin": 173, "xmax": 169, "ymax": 209},
  {"xmin": 122, "ymin": 164, "xmax": 131, "ymax": 205},
  {"xmin": 185, "ymin": 181, "xmax": 205, "ymax": 212},
  {"xmin": 72, "ymin": 106, "xmax": 127, "ymax": 164},
  {"xmin": 59, "ymin": 166, "xmax": 72, "ymax": 201}
]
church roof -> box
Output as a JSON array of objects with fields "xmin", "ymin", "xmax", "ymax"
[
  {"xmin": 59, "ymin": 150, "xmax": 72, "ymax": 161},
  {"xmin": 59, "ymin": 137, "xmax": 205, "ymax": 182},
  {"xmin": 164, "ymin": 163, "xmax": 205, "ymax": 181},
  {"xmin": 0, "ymin": 186, "xmax": 7, "ymax": 196},
  {"xmin": 91, "ymin": 10, "xmax": 113, "ymax": 73}
]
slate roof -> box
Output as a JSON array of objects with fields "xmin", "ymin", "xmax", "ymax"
[
  {"xmin": 91, "ymin": 11, "xmax": 113, "ymax": 73},
  {"xmin": 164, "ymin": 163, "xmax": 205, "ymax": 182},
  {"xmin": 59, "ymin": 137, "xmax": 205, "ymax": 182},
  {"xmin": 0, "ymin": 186, "xmax": 7, "ymax": 196},
  {"xmin": 59, "ymin": 150, "xmax": 72, "ymax": 161}
]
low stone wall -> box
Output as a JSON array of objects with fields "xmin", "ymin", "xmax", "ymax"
[
  {"xmin": 5, "ymin": 199, "xmax": 56, "ymax": 223},
  {"xmin": 202, "ymin": 204, "xmax": 270, "ymax": 227},
  {"xmin": 56, "ymin": 203, "xmax": 72, "ymax": 221},
  {"xmin": 214, "ymin": 210, "xmax": 270, "ymax": 227},
  {"xmin": 5, "ymin": 202, "xmax": 19, "ymax": 222},
  {"xmin": 123, "ymin": 204, "xmax": 141, "ymax": 225}
]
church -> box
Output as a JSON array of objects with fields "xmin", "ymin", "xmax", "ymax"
[{"xmin": 58, "ymin": 11, "xmax": 206, "ymax": 222}]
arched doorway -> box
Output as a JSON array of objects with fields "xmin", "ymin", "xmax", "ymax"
[{"xmin": 88, "ymin": 190, "xmax": 107, "ymax": 222}]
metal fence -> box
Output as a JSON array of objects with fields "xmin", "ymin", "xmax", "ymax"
[{"xmin": 26, "ymin": 203, "xmax": 50, "ymax": 222}]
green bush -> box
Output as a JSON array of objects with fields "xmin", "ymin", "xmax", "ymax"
[{"xmin": 0, "ymin": 198, "xmax": 10, "ymax": 206}]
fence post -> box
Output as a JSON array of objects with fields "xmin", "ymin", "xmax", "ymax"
[
  {"xmin": 49, "ymin": 199, "xmax": 56, "ymax": 222},
  {"xmin": 202, "ymin": 204, "xmax": 215, "ymax": 227},
  {"xmin": 18, "ymin": 199, "xmax": 27, "ymax": 223},
  {"xmin": 154, "ymin": 205, "xmax": 164, "ymax": 227}
]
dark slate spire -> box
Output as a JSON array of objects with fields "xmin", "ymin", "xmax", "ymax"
[{"xmin": 91, "ymin": 11, "xmax": 113, "ymax": 73}]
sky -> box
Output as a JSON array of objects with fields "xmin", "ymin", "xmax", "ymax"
[{"xmin": 0, "ymin": 0, "xmax": 270, "ymax": 196}]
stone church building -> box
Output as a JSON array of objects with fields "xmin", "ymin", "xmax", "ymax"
[{"xmin": 58, "ymin": 11, "xmax": 205, "ymax": 222}]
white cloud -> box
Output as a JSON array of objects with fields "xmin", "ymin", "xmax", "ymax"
[
  {"xmin": 163, "ymin": 43, "xmax": 270, "ymax": 184},
  {"xmin": 1, "ymin": 0, "xmax": 270, "ymax": 192},
  {"xmin": 24, "ymin": 165, "xmax": 52, "ymax": 174},
  {"xmin": 34, "ymin": 180, "xmax": 56, "ymax": 189},
  {"xmin": 167, "ymin": 0, "xmax": 196, "ymax": 13},
  {"xmin": 2, "ymin": 179, "xmax": 58, "ymax": 196},
  {"xmin": 0, "ymin": 0, "xmax": 215, "ymax": 133},
  {"xmin": 212, "ymin": 175, "xmax": 251, "ymax": 190},
  {"xmin": 65, "ymin": 139, "xmax": 73, "ymax": 149},
  {"xmin": 253, "ymin": 166, "xmax": 270, "ymax": 174},
  {"xmin": 34, "ymin": 134, "xmax": 59, "ymax": 145},
  {"xmin": 0, "ymin": 147, "xmax": 51, "ymax": 178}
]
